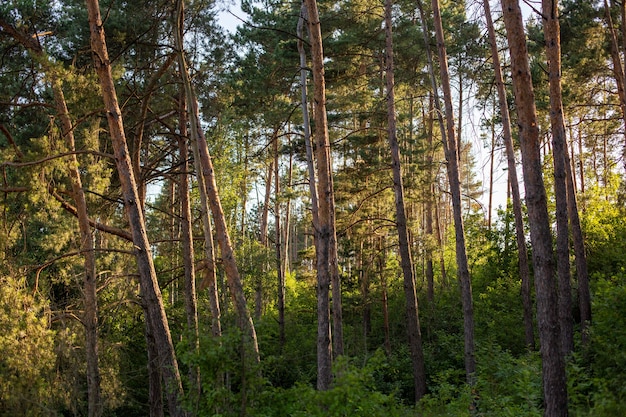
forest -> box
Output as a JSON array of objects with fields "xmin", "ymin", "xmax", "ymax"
[{"xmin": 1, "ymin": 0, "xmax": 625, "ymax": 416}]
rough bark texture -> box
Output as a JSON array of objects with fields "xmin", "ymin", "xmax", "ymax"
[
  {"xmin": 53, "ymin": 81, "xmax": 102, "ymax": 417},
  {"xmin": 431, "ymin": 0, "xmax": 476, "ymax": 384},
  {"xmin": 482, "ymin": 0, "xmax": 535, "ymax": 349},
  {"xmin": 384, "ymin": 0, "xmax": 427, "ymax": 401},
  {"xmin": 176, "ymin": 98, "xmax": 200, "ymax": 391},
  {"xmin": 542, "ymin": 0, "xmax": 574, "ymax": 357},
  {"xmin": 304, "ymin": 0, "xmax": 340, "ymax": 389},
  {"xmin": 85, "ymin": 2, "xmax": 186, "ymax": 415},
  {"xmin": 176, "ymin": 1, "xmax": 240, "ymax": 348},
  {"xmin": 500, "ymin": 0, "xmax": 568, "ymax": 415}
]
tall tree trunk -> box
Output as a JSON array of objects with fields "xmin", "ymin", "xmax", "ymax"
[
  {"xmin": 85, "ymin": 2, "xmax": 186, "ymax": 416},
  {"xmin": 379, "ymin": 237, "xmax": 392, "ymax": 356},
  {"xmin": 282, "ymin": 137, "xmax": 293, "ymax": 278},
  {"xmin": 425, "ymin": 94, "xmax": 436, "ymax": 304},
  {"xmin": 52, "ymin": 80, "xmax": 102, "ymax": 417},
  {"xmin": 482, "ymin": 0, "xmax": 535, "ymax": 349},
  {"xmin": 274, "ymin": 136, "xmax": 286, "ymax": 350},
  {"xmin": 542, "ymin": 0, "xmax": 574, "ymax": 357},
  {"xmin": 430, "ymin": 0, "xmax": 476, "ymax": 384},
  {"xmin": 257, "ymin": 159, "xmax": 273, "ymax": 319},
  {"xmin": 500, "ymin": 0, "xmax": 568, "ymax": 415},
  {"xmin": 176, "ymin": 96, "xmax": 200, "ymax": 392},
  {"xmin": 304, "ymin": 0, "xmax": 344, "ymax": 388},
  {"xmin": 174, "ymin": 13, "xmax": 221, "ymax": 341},
  {"xmin": 604, "ymin": 0, "xmax": 626, "ymax": 172},
  {"xmin": 144, "ymin": 311, "xmax": 164, "ymax": 417},
  {"xmin": 175, "ymin": 0, "xmax": 258, "ymax": 358},
  {"xmin": 384, "ymin": 0, "xmax": 426, "ymax": 401},
  {"xmin": 0, "ymin": 21, "xmax": 104, "ymax": 416}
]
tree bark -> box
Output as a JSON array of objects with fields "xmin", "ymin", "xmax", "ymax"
[
  {"xmin": 274, "ymin": 135, "xmax": 286, "ymax": 350},
  {"xmin": 500, "ymin": 0, "xmax": 568, "ymax": 414},
  {"xmin": 482, "ymin": 0, "xmax": 535, "ymax": 349},
  {"xmin": 604, "ymin": 0, "xmax": 626, "ymax": 172},
  {"xmin": 431, "ymin": 0, "xmax": 476, "ymax": 384},
  {"xmin": 542, "ymin": 0, "xmax": 574, "ymax": 357},
  {"xmin": 0, "ymin": 20, "xmax": 105, "ymax": 416},
  {"xmin": 304, "ymin": 0, "xmax": 344, "ymax": 389},
  {"xmin": 52, "ymin": 79, "xmax": 102, "ymax": 417},
  {"xmin": 85, "ymin": 1, "xmax": 186, "ymax": 415},
  {"xmin": 257, "ymin": 159, "xmax": 273, "ymax": 319},
  {"xmin": 176, "ymin": 3, "xmax": 262, "ymax": 359},
  {"xmin": 176, "ymin": 96, "xmax": 200, "ymax": 392},
  {"xmin": 384, "ymin": 0, "xmax": 427, "ymax": 401}
]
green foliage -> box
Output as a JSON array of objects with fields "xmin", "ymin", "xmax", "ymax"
[
  {"xmin": 0, "ymin": 275, "xmax": 57, "ymax": 415},
  {"xmin": 568, "ymin": 272, "xmax": 626, "ymax": 416}
]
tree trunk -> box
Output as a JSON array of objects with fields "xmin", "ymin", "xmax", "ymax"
[
  {"xmin": 384, "ymin": 0, "xmax": 426, "ymax": 401},
  {"xmin": 274, "ymin": 136, "xmax": 286, "ymax": 350},
  {"xmin": 85, "ymin": 2, "xmax": 186, "ymax": 415},
  {"xmin": 500, "ymin": 0, "xmax": 568, "ymax": 414},
  {"xmin": 0, "ymin": 20, "xmax": 104, "ymax": 416},
  {"xmin": 482, "ymin": 0, "xmax": 535, "ymax": 349},
  {"xmin": 175, "ymin": 1, "xmax": 258, "ymax": 358},
  {"xmin": 604, "ymin": 0, "xmax": 626, "ymax": 172},
  {"xmin": 304, "ymin": 0, "xmax": 344, "ymax": 388},
  {"xmin": 52, "ymin": 80, "xmax": 102, "ymax": 417},
  {"xmin": 257, "ymin": 159, "xmax": 273, "ymax": 319},
  {"xmin": 430, "ymin": 0, "xmax": 476, "ymax": 384},
  {"xmin": 144, "ymin": 312, "xmax": 164, "ymax": 417},
  {"xmin": 176, "ymin": 96, "xmax": 200, "ymax": 392},
  {"xmin": 425, "ymin": 94, "xmax": 436, "ymax": 304},
  {"xmin": 542, "ymin": 0, "xmax": 574, "ymax": 357}
]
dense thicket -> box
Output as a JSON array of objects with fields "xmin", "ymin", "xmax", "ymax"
[{"xmin": 1, "ymin": 0, "xmax": 626, "ymax": 416}]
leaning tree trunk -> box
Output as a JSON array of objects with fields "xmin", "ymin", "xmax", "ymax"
[
  {"xmin": 500, "ymin": 0, "xmax": 568, "ymax": 415},
  {"xmin": 175, "ymin": 5, "xmax": 222, "ymax": 340},
  {"xmin": 304, "ymin": 0, "xmax": 344, "ymax": 388},
  {"xmin": 482, "ymin": 0, "xmax": 535, "ymax": 349},
  {"xmin": 0, "ymin": 21, "xmax": 104, "ymax": 416},
  {"xmin": 176, "ymin": 96, "xmax": 200, "ymax": 392},
  {"xmin": 430, "ymin": 0, "xmax": 476, "ymax": 384},
  {"xmin": 175, "ymin": 1, "xmax": 261, "ymax": 359},
  {"xmin": 52, "ymin": 80, "xmax": 102, "ymax": 417},
  {"xmin": 85, "ymin": 1, "xmax": 186, "ymax": 415},
  {"xmin": 542, "ymin": 0, "xmax": 574, "ymax": 357},
  {"xmin": 384, "ymin": 0, "xmax": 427, "ymax": 401}
]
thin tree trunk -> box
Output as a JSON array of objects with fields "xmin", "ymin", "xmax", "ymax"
[
  {"xmin": 85, "ymin": 2, "xmax": 186, "ymax": 415},
  {"xmin": 379, "ymin": 237, "xmax": 392, "ymax": 356},
  {"xmin": 174, "ymin": 9, "xmax": 221, "ymax": 340},
  {"xmin": 425, "ymin": 94, "xmax": 436, "ymax": 304},
  {"xmin": 304, "ymin": 0, "xmax": 344, "ymax": 388},
  {"xmin": 482, "ymin": 0, "xmax": 535, "ymax": 349},
  {"xmin": 52, "ymin": 80, "xmax": 102, "ymax": 417},
  {"xmin": 604, "ymin": 0, "xmax": 626, "ymax": 172},
  {"xmin": 0, "ymin": 21, "xmax": 104, "ymax": 416},
  {"xmin": 274, "ymin": 136, "xmax": 286, "ymax": 350},
  {"xmin": 430, "ymin": 0, "xmax": 476, "ymax": 384},
  {"xmin": 176, "ymin": 96, "xmax": 200, "ymax": 393},
  {"xmin": 175, "ymin": 0, "xmax": 258, "ymax": 357},
  {"xmin": 257, "ymin": 160, "xmax": 273, "ymax": 319},
  {"xmin": 384, "ymin": 0, "xmax": 426, "ymax": 401},
  {"xmin": 282, "ymin": 137, "xmax": 293, "ymax": 278},
  {"xmin": 500, "ymin": 0, "xmax": 568, "ymax": 414},
  {"xmin": 542, "ymin": 0, "xmax": 574, "ymax": 357}
]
